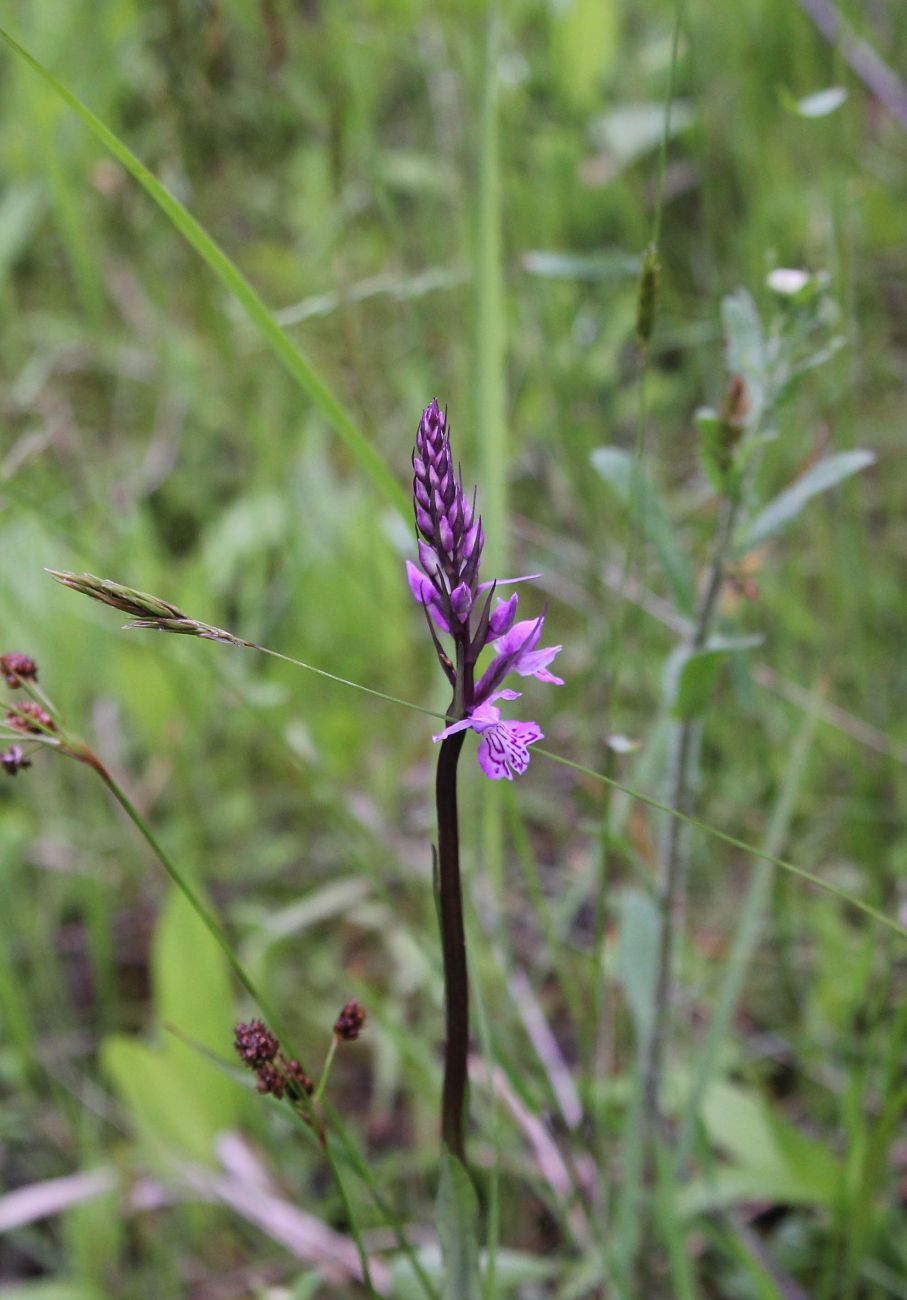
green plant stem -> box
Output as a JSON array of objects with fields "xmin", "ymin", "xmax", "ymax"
[
  {"xmin": 635, "ymin": 493, "xmax": 739, "ymax": 1283},
  {"xmin": 436, "ymin": 730, "xmax": 470, "ymax": 1162},
  {"xmin": 75, "ymin": 744, "xmax": 293, "ymax": 1049},
  {"xmin": 314, "ymin": 1036, "xmax": 339, "ymax": 1105}
]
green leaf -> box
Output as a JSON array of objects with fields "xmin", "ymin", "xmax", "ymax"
[
  {"xmin": 0, "ymin": 25, "xmax": 408, "ymax": 519},
  {"xmin": 696, "ymin": 407, "xmax": 742, "ymax": 499},
  {"xmin": 590, "ymin": 447, "xmax": 695, "ymax": 614},
  {"xmin": 102, "ymin": 1036, "xmax": 226, "ymax": 1166},
  {"xmin": 388, "ymin": 1248, "xmax": 555, "ymax": 1300},
  {"xmin": 737, "ymin": 450, "xmax": 876, "ymax": 553},
  {"xmin": 152, "ymin": 889, "xmax": 240, "ymax": 1139},
  {"xmin": 666, "ymin": 636, "xmax": 762, "ymax": 720},
  {"xmin": 549, "ymin": 0, "xmax": 620, "ymax": 113},
  {"xmin": 436, "ymin": 1153, "xmax": 482, "ymax": 1300},
  {"xmin": 680, "ymin": 1081, "xmax": 842, "ymax": 1216},
  {"xmin": 616, "ymin": 889, "xmax": 659, "ymax": 1044}
]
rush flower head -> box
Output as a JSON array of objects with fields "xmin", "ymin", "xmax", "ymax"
[
  {"xmin": 6, "ymin": 701, "xmax": 55, "ymax": 735},
  {"xmin": 406, "ymin": 401, "xmax": 563, "ymax": 780},
  {"xmin": 234, "ymin": 1020, "xmax": 313, "ymax": 1103},
  {"xmin": 334, "ymin": 999, "xmax": 367, "ymax": 1042},
  {"xmin": 234, "ymin": 1019, "xmax": 279, "ymax": 1068},
  {"xmin": 0, "ymin": 653, "xmax": 38, "ymax": 689}
]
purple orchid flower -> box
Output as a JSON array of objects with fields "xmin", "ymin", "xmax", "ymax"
[
  {"xmin": 493, "ymin": 618, "xmax": 564, "ymax": 685},
  {"xmin": 407, "ymin": 399, "xmax": 562, "ymax": 779},
  {"xmin": 433, "ymin": 692, "xmax": 543, "ymax": 781}
]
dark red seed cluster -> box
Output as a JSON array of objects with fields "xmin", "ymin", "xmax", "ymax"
[
  {"xmin": 233, "ymin": 1019, "xmax": 279, "ymax": 1068},
  {"xmin": 6, "ymin": 701, "xmax": 55, "ymax": 735},
  {"xmin": 0, "ymin": 653, "xmax": 38, "ymax": 688},
  {"xmin": 334, "ymin": 999, "xmax": 367, "ymax": 1042},
  {"xmin": 234, "ymin": 1020, "xmax": 313, "ymax": 1102}
]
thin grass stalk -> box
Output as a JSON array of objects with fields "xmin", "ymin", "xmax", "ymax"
[
  {"xmin": 43, "ymin": 575, "xmax": 907, "ymax": 925},
  {"xmin": 0, "ymin": 26, "xmax": 408, "ymax": 519},
  {"xmin": 635, "ymin": 493, "xmax": 739, "ymax": 1283},
  {"xmin": 592, "ymin": 0, "xmax": 686, "ymax": 1250},
  {"xmin": 74, "ymin": 751, "xmax": 382, "ymax": 1295},
  {"xmin": 674, "ymin": 697, "xmax": 821, "ymax": 1174}
]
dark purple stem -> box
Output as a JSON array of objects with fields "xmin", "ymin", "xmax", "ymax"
[{"xmin": 436, "ymin": 728, "xmax": 469, "ymax": 1161}]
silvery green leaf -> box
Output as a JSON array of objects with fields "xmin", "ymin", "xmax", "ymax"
[{"xmin": 737, "ymin": 450, "xmax": 875, "ymax": 553}]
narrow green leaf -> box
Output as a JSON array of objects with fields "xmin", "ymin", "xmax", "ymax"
[
  {"xmin": 616, "ymin": 889, "xmax": 659, "ymax": 1044},
  {"xmin": 666, "ymin": 636, "xmax": 762, "ymax": 720},
  {"xmin": 738, "ymin": 450, "xmax": 876, "ymax": 552},
  {"xmin": 0, "ymin": 25, "xmax": 408, "ymax": 519},
  {"xmin": 722, "ymin": 289, "xmax": 766, "ymax": 423},
  {"xmin": 437, "ymin": 1153, "xmax": 482, "ymax": 1300}
]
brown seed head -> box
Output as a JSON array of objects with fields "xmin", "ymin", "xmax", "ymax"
[
  {"xmin": 255, "ymin": 1062, "xmax": 286, "ymax": 1098},
  {"xmin": 284, "ymin": 1059, "xmax": 315, "ymax": 1100},
  {"xmin": 0, "ymin": 654, "xmax": 38, "ymax": 689},
  {"xmin": 334, "ymin": 999, "xmax": 367, "ymax": 1042},
  {"xmin": 6, "ymin": 701, "xmax": 55, "ymax": 735},
  {"xmin": 233, "ymin": 1019, "xmax": 280, "ymax": 1068}
]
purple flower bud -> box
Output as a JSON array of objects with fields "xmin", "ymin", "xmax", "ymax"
[
  {"xmin": 439, "ymin": 515, "xmax": 454, "ymax": 557},
  {"xmin": 450, "ymin": 583, "xmax": 473, "ymax": 622},
  {"xmin": 487, "ymin": 594, "xmax": 519, "ymax": 640},
  {"xmin": 462, "ymin": 518, "xmax": 481, "ymax": 561},
  {"xmin": 418, "ymin": 539, "xmax": 440, "ymax": 576}
]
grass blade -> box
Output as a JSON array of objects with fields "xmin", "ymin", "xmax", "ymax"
[{"xmin": 0, "ymin": 25, "xmax": 409, "ymax": 519}]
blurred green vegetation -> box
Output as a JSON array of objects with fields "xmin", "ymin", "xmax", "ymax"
[{"xmin": 2, "ymin": 0, "xmax": 907, "ymax": 1296}]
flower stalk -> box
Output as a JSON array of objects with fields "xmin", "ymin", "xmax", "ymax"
[{"xmin": 405, "ymin": 399, "xmax": 563, "ymax": 1160}]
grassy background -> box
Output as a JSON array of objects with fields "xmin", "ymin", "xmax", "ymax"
[{"xmin": 1, "ymin": 0, "xmax": 906, "ymax": 1296}]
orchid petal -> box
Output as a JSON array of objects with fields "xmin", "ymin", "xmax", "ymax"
[{"xmin": 476, "ymin": 718, "xmax": 543, "ymax": 780}]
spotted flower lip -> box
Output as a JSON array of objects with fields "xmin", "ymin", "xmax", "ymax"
[{"xmin": 432, "ymin": 692, "xmax": 543, "ymax": 781}]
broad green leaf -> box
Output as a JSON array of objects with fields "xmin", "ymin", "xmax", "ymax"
[
  {"xmin": 102, "ymin": 1036, "xmax": 225, "ymax": 1165},
  {"xmin": 665, "ymin": 636, "xmax": 762, "ymax": 720},
  {"xmin": 616, "ymin": 889, "xmax": 659, "ymax": 1044},
  {"xmin": 388, "ymin": 1247, "xmax": 555, "ymax": 1300},
  {"xmin": 0, "ymin": 26, "xmax": 408, "ymax": 519},
  {"xmin": 152, "ymin": 889, "xmax": 240, "ymax": 1139},
  {"xmin": 590, "ymin": 447, "xmax": 695, "ymax": 614},
  {"xmin": 549, "ymin": 0, "xmax": 620, "ymax": 113},
  {"xmin": 436, "ymin": 1153, "xmax": 481, "ymax": 1300},
  {"xmin": 737, "ymin": 450, "xmax": 875, "ymax": 553},
  {"xmin": 680, "ymin": 1081, "xmax": 842, "ymax": 1216}
]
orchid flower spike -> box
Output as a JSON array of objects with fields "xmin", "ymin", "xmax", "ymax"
[{"xmin": 406, "ymin": 400, "xmax": 563, "ymax": 780}]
